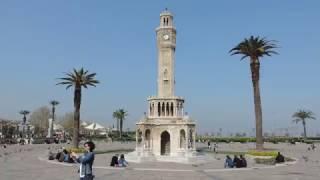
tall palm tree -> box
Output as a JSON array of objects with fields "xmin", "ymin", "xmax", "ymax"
[
  {"xmin": 292, "ymin": 110, "xmax": 316, "ymax": 138},
  {"xmin": 229, "ymin": 36, "xmax": 278, "ymax": 150},
  {"xmin": 112, "ymin": 109, "xmax": 128, "ymax": 139},
  {"xmin": 19, "ymin": 110, "xmax": 30, "ymax": 124},
  {"xmin": 49, "ymin": 100, "xmax": 59, "ymax": 137},
  {"xmin": 57, "ymin": 68, "xmax": 99, "ymax": 148}
]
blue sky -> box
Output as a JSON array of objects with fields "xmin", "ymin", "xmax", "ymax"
[{"xmin": 0, "ymin": 1, "xmax": 319, "ymax": 135}]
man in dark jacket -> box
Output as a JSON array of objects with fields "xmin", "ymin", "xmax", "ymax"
[
  {"xmin": 233, "ymin": 155, "xmax": 241, "ymax": 168},
  {"xmin": 239, "ymin": 155, "xmax": 247, "ymax": 168},
  {"xmin": 275, "ymin": 152, "xmax": 285, "ymax": 163}
]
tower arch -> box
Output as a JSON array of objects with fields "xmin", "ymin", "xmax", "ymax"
[{"xmin": 161, "ymin": 131, "xmax": 170, "ymax": 155}]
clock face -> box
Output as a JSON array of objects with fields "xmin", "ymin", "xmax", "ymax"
[{"xmin": 163, "ymin": 34, "xmax": 169, "ymax": 40}]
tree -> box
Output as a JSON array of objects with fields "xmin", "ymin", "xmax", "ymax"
[
  {"xmin": 112, "ymin": 109, "xmax": 128, "ymax": 139},
  {"xmin": 59, "ymin": 112, "xmax": 74, "ymax": 136},
  {"xmin": 19, "ymin": 110, "xmax": 30, "ymax": 138},
  {"xmin": 19, "ymin": 110, "xmax": 30, "ymax": 124},
  {"xmin": 49, "ymin": 100, "xmax": 59, "ymax": 121},
  {"xmin": 292, "ymin": 110, "xmax": 316, "ymax": 138},
  {"xmin": 229, "ymin": 36, "xmax": 278, "ymax": 150},
  {"xmin": 29, "ymin": 106, "xmax": 51, "ymax": 137},
  {"xmin": 49, "ymin": 100, "xmax": 59, "ymax": 137},
  {"xmin": 57, "ymin": 68, "xmax": 99, "ymax": 148}
]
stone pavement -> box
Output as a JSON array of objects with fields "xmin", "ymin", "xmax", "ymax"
[{"xmin": 0, "ymin": 142, "xmax": 319, "ymax": 180}]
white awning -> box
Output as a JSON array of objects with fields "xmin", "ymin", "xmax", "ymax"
[
  {"xmin": 85, "ymin": 123, "xmax": 105, "ymax": 130},
  {"xmin": 54, "ymin": 124, "xmax": 64, "ymax": 130}
]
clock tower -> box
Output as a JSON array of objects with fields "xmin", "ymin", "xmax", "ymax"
[
  {"xmin": 156, "ymin": 10, "xmax": 176, "ymax": 97},
  {"xmin": 132, "ymin": 9, "xmax": 197, "ymax": 163}
]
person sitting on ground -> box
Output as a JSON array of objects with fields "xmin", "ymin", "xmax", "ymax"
[
  {"xmin": 55, "ymin": 147, "xmax": 63, "ymax": 160},
  {"xmin": 118, "ymin": 154, "xmax": 129, "ymax": 167},
  {"xmin": 110, "ymin": 155, "xmax": 119, "ymax": 167},
  {"xmin": 47, "ymin": 147, "xmax": 55, "ymax": 160},
  {"xmin": 233, "ymin": 155, "xmax": 241, "ymax": 168},
  {"xmin": 224, "ymin": 155, "xmax": 233, "ymax": 168},
  {"xmin": 63, "ymin": 149, "xmax": 71, "ymax": 162},
  {"xmin": 275, "ymin": 152, "xmax": 285, "ymax": 163},
  {"xmin": 239, "ymin": 155, "xmax": 247, "ymax": 168}
]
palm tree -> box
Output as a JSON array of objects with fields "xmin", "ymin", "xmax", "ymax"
[
  {"xmin": 229, "ymin": 36, "xmax": 278, "ymax": 150},
  {"xmin": 112, "ymin": 109, "xmax": 128, "ymax": 139},
  {"xmin": 57, "ymin": 68, "xmax": 99, "ymax": 148},
  {"xmin": 19, "ymin": 110, "xmax": 30, "ymax": 124},
  {"xmin": 19, "ymin": 110, "xmax": 30, "ymax": 138},
  {"xmin": 292, "ymin": 110, "xmax": 316, "ymax": 138},
  {"xmin": 49, "ymin": 100, "xmax": 59, "ymax": 137}
]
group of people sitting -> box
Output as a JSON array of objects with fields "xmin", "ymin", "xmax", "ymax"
[
  {"xmin": 307, "ymin": 143, "xmax": 316, "ymax": 151},
  {"xmin": 224, "ymin": 152, "xmax": 286, "ymax": 168},
  {"xmin": 224, "ymin": 155, "xmax": 247, "ymax": 168},
  {"xmin": 48, "ymin": 147, "xmax": 75, "ymax": 163},
  {"xmin": 110, "ymin": 154, "xmax": 129, "ymax": 167}
]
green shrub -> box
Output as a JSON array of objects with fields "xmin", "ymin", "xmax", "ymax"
[
  {"xmin": 247, "ymin": 150, "xmax": 278, "ymax": 157},
  {"xmin": 67, "ymin": 147, "xmax": 86, "ymax": 153}
]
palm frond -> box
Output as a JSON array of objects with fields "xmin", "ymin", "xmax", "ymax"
[
  {"xmin": 50, "ymin": 100, "xmax": 60, "ymax": 106},
  {"xmin": 57, "ymin": 68, "xmax": 99, "ymax": 90},
  {"xmin": 229, "ymin": 36, "xmax": 278, "ymax": 60}
]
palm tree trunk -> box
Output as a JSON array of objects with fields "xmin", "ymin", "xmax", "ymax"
[
  {"xmin": 52, "ymin": 106, "xmax": 55, "ymax": 121},
  {"xmin": 73, "ymin": 86, "xmax": 81, "ymax": 148},
  {"xmin": 120, "ymin": 118, "xmax": 123, "ymax": 139},
  {"xmin": 250, "ymin": 60, "xmax": 264, "ymax": 150},
  {"xmin": 50, "ymin": 106, "xmax": 55, "ymax": 138},
  {"xmin": 23, "ymin": 115, "xmax": 26, "ymax": 124},
  {"xmin": 117, "ymin": 119, "xmax": 120, "ymax": 133},
  {"xmin": 303, "ymin": 120, "xmax": 307, "ymax": 138}
]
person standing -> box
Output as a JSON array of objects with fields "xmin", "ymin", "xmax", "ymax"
[
  {"xmin": 213, "ymin": 143, "xmax": 218, "ymax": 153},
  {"xmin": 71, "ymin": 141, "xmax": 95, "ymax": 180}
]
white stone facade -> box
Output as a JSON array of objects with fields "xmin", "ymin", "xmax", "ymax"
[{"xmin": 134, "ymin": 10, "xmax": 197, "ymax": 162}]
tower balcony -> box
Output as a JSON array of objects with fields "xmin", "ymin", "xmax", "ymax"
[{"xmin": 146, "ymin": 96, "xmax": 186, "ymax": 118}]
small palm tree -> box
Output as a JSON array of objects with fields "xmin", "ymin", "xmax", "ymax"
[
  {"xmin": 50, "ymin": 100, "xmax": 59, "ymax": 121},
  {"xmin": 229, "ymin": 36, "xmax": 278, "ymax": 150},
  {"xmin": 292, "ymin": 110, "xmax": 316, "ymax": 138},
  {"xmin": 113, "ymin": 109, "xmax": 128, "ymax": 139},
  {"xmin": 49, "ymin": 100, "xmax": 59, "ymax": 137},
  {"xmin": 57, "ymin": 68, "xmax": 99, "ymax": 148},
  {"xmin": 19, "ymin": 110, "xmax": 30, "ymax": 138},
  {"xmin": 19, "ymin": 110, "xmax": 30, "ymax": 124}
]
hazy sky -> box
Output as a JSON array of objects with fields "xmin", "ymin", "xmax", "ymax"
[{"xmin": 0, "ymin": 1, "xmax": 319, "ymax": 135}]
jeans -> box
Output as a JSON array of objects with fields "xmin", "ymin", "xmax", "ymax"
[{"xmin": 80, "ymin": 174, "xmax": 94, "ymax": 180}]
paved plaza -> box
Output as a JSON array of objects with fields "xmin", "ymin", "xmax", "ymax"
[{"xmin": 0, "ymin": 142, "xmax": 319, "ymax": 180}]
